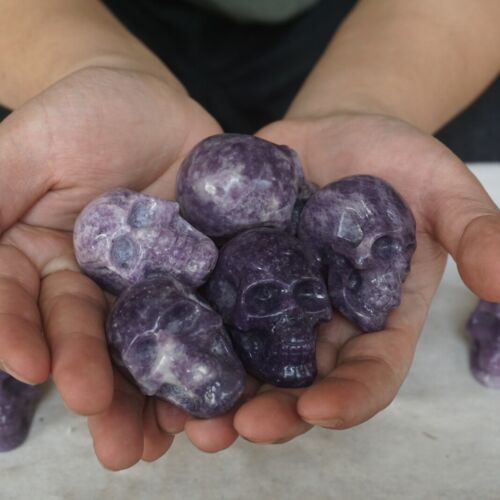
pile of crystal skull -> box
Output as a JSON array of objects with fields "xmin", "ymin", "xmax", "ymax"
[{"xmin": 71, "ymin": 133, "xmax": 418, "ymax": 419}]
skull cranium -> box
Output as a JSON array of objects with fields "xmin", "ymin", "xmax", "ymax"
[{"xmin": 298, "ymin": 175, "xmax": 416, "ymax": 332}]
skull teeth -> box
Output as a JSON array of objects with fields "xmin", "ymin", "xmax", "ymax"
[{"xmin": 282, "ymin": 363, "xmax": 314, "ymax": 378}]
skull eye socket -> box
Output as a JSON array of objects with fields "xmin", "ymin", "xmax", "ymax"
[
  {"xmin": 128, "ymin": 199, "xmax": 157, "ymax": 228},
  {"xmin": 160, "ymin": 300, "xmax": 200, "ymax": 331},
  {"xmin": 243, "ymin": 283, "xmax": 285, "ymax": 316},
  {"xmin": 110, "ymin": 235, "xmax": 139, "ymax": 270},
  {"xmin": 372, "ymin": 236, "xmax": 402, "ymax": 260},
  {"xmin": 293, "ymin": 279, "xmax": 329, "ymax": 312}
]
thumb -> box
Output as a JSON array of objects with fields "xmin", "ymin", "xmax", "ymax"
[
  {"xmin": 428, "ymin": 163, "xmax": 500, "ymax": 301},
  {"xmin": 0, "ymin": 107, "xmax": 54, "ymax": 231}
]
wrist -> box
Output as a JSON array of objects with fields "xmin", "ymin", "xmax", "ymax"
[
  {"xmin": 285, "ymin": 84, "xmax": 400, "ymax": 124},
  {"xmin": 0, "ymin": 0, "xmax": 185, "ymax": 108}
]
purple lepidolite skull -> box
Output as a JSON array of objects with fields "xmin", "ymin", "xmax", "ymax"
[
  {"xmin": 177, "ymin": 133, "xmax": 308, "ymax": 238},
  {"xmin": 74, "ymin": 188, "xmax": 218, "ymax": 294},
  {"xmin": 0, "ymin": 372, "xmax": 41, "ymax": 452},
  {"xmin": 106, "ymin": 275, "xmax": 245, "ymax": 418},
  {"xmin": 467, "ymin": 300, "xmax": 500, "ymax": 388},
  {"xmin": 298, "ymin": 175, "xmax": 416, "ymax": 332},
  {"xmin": 205, "ymin": 228, "xmax": 332, "ymax": 388}
]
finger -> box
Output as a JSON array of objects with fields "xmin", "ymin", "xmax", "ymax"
[
  {"xmin": 142, "ymin": 398, "xmax": 174, "ymax": 462},
  {"xmin": 185, "ymin": 411, "xmax": 239, "ymax": 453},
  {"xmin": 155, "ymin": 400, "xmax": 189, "ymax": 435},
  {"xmin": 40, "ymin": 270, "xmax": 113, "ymax": 415},
  {"xmin": 424, "ymin": 159, "xmax": 500, "ymax": 300},
  {"xmin": 234, "ymin": 388, "xmax": 311, "ymax": 444},
  {"xmin": 456, "ymin": 213, "xmax": 500, "ymax": 301},
  {"xmin": 88, "ymin": 372, "xmax": 144, "ymax": 471},
  {"xmin": 298, "ymin": 238, "xmax": 444, "ymax": 428},
  {"xmin": 181, "ymin": 377, "xmax": 259, "ymax": 451},
  {"xmin": 0, "ymin": 245, "xmax": 48, "ymax": 383},
  {"xmin": 230, "ymin": 318, "xmax": 354, "ymax": 445}
]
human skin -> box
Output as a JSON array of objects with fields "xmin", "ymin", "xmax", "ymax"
[
  {"xmin": 182, "ymin": 0, "xmax": 500, "ymax": 447},
  {"xmin": 0, "ymin": 0, "xmax": 499, "ymax": 468}
]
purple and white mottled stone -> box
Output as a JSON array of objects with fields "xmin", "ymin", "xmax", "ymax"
[
  {"xmin": 106, "ymin": 276, "xmax": 245, "ymax": 418},
  {"xmin": 73, "ymin": 188, "xmax": 218, "ymax": 294},
  {"xmin": 467, "ymin": 300, "xmax": 500, "ymax": 388},
  {"xmin": 298, "ymin": 175, "xmax": 416, "ymax": 332},
  {"xmin": 287, "ymin": 180, "xmax": 318, "ymax": 235},
  {"xmin": 177, "ymin": 133, "xmax": 308, "ymax": 238},
  {"xmin": 0, "ymin": 371, "xmax": 41, "ymax": 452},
  {"xmin": 205, "ymin": 228, "xmax": 332, "ymax": 388}
]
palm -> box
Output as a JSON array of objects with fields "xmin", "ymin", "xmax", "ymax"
[
  {"xmin": 182, "ymin": 113, "xmax": 500, "ymax": 447},
  {"xmin": 0, "ymin": 67, "xmax": 221, "ymax": 468}
]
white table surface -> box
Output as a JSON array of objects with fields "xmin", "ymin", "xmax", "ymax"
[{"xmin": 1, "ymin": 165, "xmax": 499, "ymax": 500}]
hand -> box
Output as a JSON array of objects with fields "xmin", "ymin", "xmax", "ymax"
[
  {"xmin": 182, "ymin": 112, "xmax": 500, "ymax": 447},
  {"xmin": 0, "ymin": 66, "xmax": 224, "ymax": 469}
]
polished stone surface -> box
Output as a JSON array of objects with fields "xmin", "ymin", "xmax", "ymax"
[
  {"xmin": 206, "ymin": 228, "xmax": 331, "ymax": 387},
  {"xmin": 2, "ymin": 165, "xmax": 499, "ymax": 500},
  {"xmin": 177, "ymin": 133, "xmax": 306, "ymax": 237},
  {"xmin": 107, "ymin": 276, "xmax": 245, "ymax": 418},
  {"xmin": 299, "ymin": 175, "xmax": 416, "ymax": 332},
  {"xmin": 74, "ymin": 188, "xmax": 218, "ymax": 294},
  {"xmin": 0, "ymin": 371, "xmax": 41, "ymax": 452},
  {"xmin": 467, "ymin": 300, "xmax": 500, "ymax": 388}
]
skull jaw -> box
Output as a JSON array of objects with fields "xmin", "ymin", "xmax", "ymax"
[
  {"xmin": 155, "ymin": 369, "xmax": 245, "ymax": 419},
  {"xmin": 335, "ymin": 299, "xmax": 394, "ymax": 333},
  {"xmin": 329, "ymin": 270, "xmax": 402, "ymax": 332},
  {"xmin": 142, "ymin": 346, "xmax": 246, "ymax": 419},
  {"xmin": 229, "ymin": 326, "xmax": 317, "ymax": 388}
]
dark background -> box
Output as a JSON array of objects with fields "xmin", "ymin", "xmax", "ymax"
[{"xmin": 1, "ymin": 0, "xmax": 498, "ymax": 161}]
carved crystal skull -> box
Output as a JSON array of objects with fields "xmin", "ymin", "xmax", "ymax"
[
  {"xmin": 298, "ymin": 175, "xmax": 416, "ymax": 332},
  {"xmin": 0, "ymin": 371, "xmax": 41, "ymax": 452},
  {"xmin": 74, "ymin": 188, "xmax": 218, "ymax": 294},
  {"xmin": 177, "ymin": 133, "xmax": 309, "ymax": 238},
  {"xmin": 467, "ymin": 300, "xmax": 500, "ymax": 388},
  {"xmin": 106, "ymin": 275, "xmax": 245, "ymax": 418},
  {"xmin": 205, "ymin": 228, "xmax": 332, "ymax": 388}
]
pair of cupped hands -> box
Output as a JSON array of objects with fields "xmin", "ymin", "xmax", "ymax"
[{"xmin": 1, "ymin": 67, "xmax": 499, "ymax": 470}]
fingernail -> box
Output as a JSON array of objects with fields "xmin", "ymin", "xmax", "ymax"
[
  {"xmin": 306, "ymin": 418, "xmax": 344, "ymax": 429},
  {"xmin": 0, "ymin": 360, "xmax": 36, "ymax": 385}
]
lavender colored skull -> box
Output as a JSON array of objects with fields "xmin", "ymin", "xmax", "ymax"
[
  {"xmin": 74, "ymin": 188, "xmax": 218, "ymax": 294},
  {"xmin": 298, "ymin": 175, "xmax": 416, "ymax": 332},
  {"xmin": 106, "ymin": 275, "xmax": 245, "ymax": 418},
  {"xmin": 467, "ymin": 300, "xmax": 500, "ymax": 388},
  {"xmin": 205, "ymin": 228, "xmax": 332, "ymax": 388},
  {"xmin": 177, "ymin": 133, "xmax": 308, "ymax": 238},
  {"xmin": 0, "ymin": 372, "xmax": 41, "ymax": 452}
]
